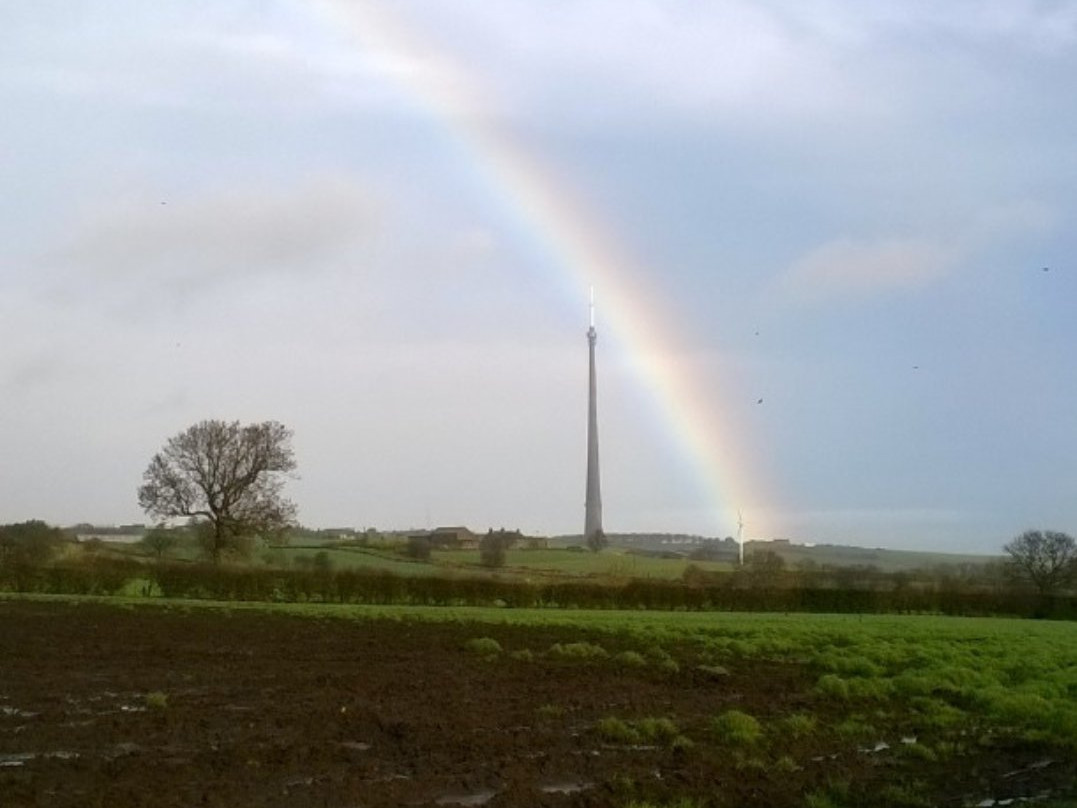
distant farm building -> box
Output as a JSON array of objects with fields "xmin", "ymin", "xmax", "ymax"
[{"xmin": 409, "ymin": 526, "xmax": 479, "ymax": 551}]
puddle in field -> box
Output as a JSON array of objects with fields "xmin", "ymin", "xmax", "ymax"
[
  {"xmin": 105, "ymin": 742, "xmax": 142, "ymax": 759},
  {"xmin": 1, "ymin": 706, "xmax": 39, "ymax": 719},
  {"xmin": 859, "ymin": 740, "xmax": 890, "ymax": 754},
  {"xmin": 540, "ymin": 780, "xmax": 594, "ymax": 795},
  {"xmin": 1003, "ymin": 759, "xmax": 1054, "ymax": 779},
  {"xmin": 338, "ymin": 741, "xmax": 372, "ymax": 752},
  {"xmin": 975, "ymin": 796, "xmax": 1048, "ymax": 807},
  {"xmin": 434, "ymin": 788, "xmax": 498, "ymax": 806},
  {"xmin": 0, "ymin": 753, "xmax": 35, "ymax": 767},
  {"xmin": 0, "ymin": 751, "xmax": 79, "ymax": 767}
]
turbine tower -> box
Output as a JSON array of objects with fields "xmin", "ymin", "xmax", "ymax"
[
  {"xmin": 737, "ymin": 510, "xmax": 745, "ymax": 566},
  {"xmin": 584, "ymin": 287, "xmax": 604, "ymax": 548}
]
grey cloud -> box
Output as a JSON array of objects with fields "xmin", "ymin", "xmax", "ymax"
[
  {"xmin": 1, "ymin": 354, "xmax": 72, "ymax": 393},
  {"xmin": 47, "ymin": 176, "xmax": 381, "ymax": 304}
]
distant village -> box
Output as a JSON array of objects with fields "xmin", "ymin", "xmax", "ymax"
[{"xmin": 66, "ymin": 523, "xmax": 999, "ymax": 572}]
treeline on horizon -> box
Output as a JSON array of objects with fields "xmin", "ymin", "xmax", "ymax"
[{"xmin": 2, "ymin": 520, "xmax": 1075, "ymax": 620}]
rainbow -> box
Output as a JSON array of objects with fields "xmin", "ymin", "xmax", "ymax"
[{"xmin": 309, "ymin": 0, "xmax": 772, "ymax": 538}]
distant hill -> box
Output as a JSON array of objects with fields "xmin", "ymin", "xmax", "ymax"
[{"xmin": 553, "ymin": 532, "xmax": 1001, "ymax": 573}]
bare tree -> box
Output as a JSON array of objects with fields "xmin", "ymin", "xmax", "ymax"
[
  {"xmin": 1003, "ymin": 529, "xmax": 1076, "ymax": 596},
  {"xmin": 140, "ymin": 524, "xmax": 177, "ymax": 560},
  {"xmin": 138, "ymin": 420, "xmax": 297, "ymax": 563},
  {"xmin": 480, "ymin": 530, "xmax": 507, "ymax": 568},
  {"xmin": 0, "ymin": 520, "xmax": 66, "ymax": 569}
]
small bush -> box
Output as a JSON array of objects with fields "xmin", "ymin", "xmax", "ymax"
[
  {"xmin": 597, "ymin": 716, "xmax": 641, "ymax": 744},
  {"xmin": 636, "ymin": 716, "xmax": 680, "ymax": 743},
  {"xmin": 834, "ymin": 717, "xmax": 875, "ymax": 740},
  {"xmin": 898, "ymin": 742, "xmax": 937, "ymax": 762},
  {"xmin": 671, "ymin": 734, "xmax": 695, "ymax": 752},
  {"xmin": 909, "ymin": 697, "xmax": 967, "ymax": 729},
  {"xmin": 615, "ymin": 650, "xmax": 648, "ymax": 668},
  {"xmin": 509, "ymin": 648, "xmax": 534, "ymax": 662},
  {"xmin": 846, "ymin": 676, "xmax": 892, "ymax": 699},
  {"xmin": 144, "ymin": 691, "xmax": 168, "ymax": 710},
  {"xmin": 657, "ymin": 657, "xmax": 680, "ymax": 674},
  {"xmin": 711, "ymin": 710, "xmax": 763, "ymax": 745},
  {"xmin": 536, "ymin": 704, "xmax": 565, "ymax": 719},
  {"xmin": 465, "ymin": 637, "xmax": 502, "ymax": 657},
  {"xmin": 596, "ymin": 716, "xmax": 681, "ymax": 746},
  {"xmin": 804, "ymin": 792, "xmax": 843, "ymax": 808},
  {"xmin": 479, "ymin": 532, "xmax": 507, "ymax": 568},
  {"xmin": 878, "ymin": 783, "xmax": 932, "ymax": 807},
  {"xmin": 891, "ymin": 673, "xmax": 935, "ymax": 697},
  {"xmin": 816, "ymin": 674, "xmax": 851, "ymax": 700},
  {"xmin": 549, "ymin": 641, "xmax": 608, "ymax": 660},
  {"xmin": 781, "ymin": 712, "xmax": 818, "ymax": 739},
  {"xmin": 775, "ymin": 755, "xmax": 799, "ymax": 773}
]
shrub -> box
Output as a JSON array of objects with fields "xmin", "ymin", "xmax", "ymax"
[
  {"xmin": 548, "ymin": 641, "xmax": 608, "ymax": 660},
  {"xmin": 614, "ymin": 650, "xmax": 647, "ymax": 668},
  {"xmin": 816, "ymin": 674, "xmax": 851, "ymax": 700},
  {"xmin": 464, "ymin": 637, "xmax": 502, "ymax": 657},
  {"xmin": 405, "ymin": 536, "xmax": 431, "ymax": 560},
  {"xmin": 509, "ymin": 648, "xmax": 534, "ymax": 662},
  {"xmin": 645, "ymin": 646, "xmax": 674, "ymax": 662},
  {"xmin": 804, "ymin": 792, "xmax": 841, "ymax": 808},
  {"xmin": 479, "ymin": 531, "xmax": 507, "ymax": 568},
  {"xmin": 780, "ymin": 712, "xmax": 817, "ymax": 739},
  {"xmin": 898, "ymin": 742, "xmax": 937, "ymax": 762},
  {"xmin": 711, "ymin": 710, "xmax": 763, "ymax": 745},
  {"xmin": 597, "ymin": 716, "xmax": 641, "ymax": 744},
  {"xmin": 536, "ymin": 704, "xmax": 564, "ymax": 719},
  {"xmin": 671, "ymin": 734, "xmax": 695, "ymax": 752},
  {"xmin": 845, "ymin": 676, "xmax": 892, "ymax": 699},
  {"xmin": 775, "ymin": 755, "xmax": 799, "ymax": 773},
  {"xmin": 834, "ymin": 717, "xmax": 875, "ymax": 740},
  {"xmin": 878, "ymin": 783, "xmax": 932, "ymax": 807},
  {"xmin": 636, "ymin": 716, "xmax": 680, "ymax": 743},
  {"xmin": 909, "ymin": 697, "xmax": 967, "ymax": 729},
  {"xmin": 988, "ymin": 691, "xmax": 1054, "ymax": 727},
  {"xmin": 144, "ymin": 691, "xmax": 168, "ymax": 710},
  {"xmin": 596, "ymin": 716, "xmax": 681, "ymax": 746},
  {"xmin": 657, "ymin": 657, "xmax": 680, "ymax": 674}
]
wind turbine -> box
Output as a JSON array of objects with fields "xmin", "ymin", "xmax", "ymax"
[{"xmin": 737, "ymin": 510, "xmax": 745, "ymax": 566}]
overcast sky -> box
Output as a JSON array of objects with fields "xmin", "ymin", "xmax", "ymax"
[{"xmin": 3, "ymin": 1, "xmax": 1076, "ymax": 553}]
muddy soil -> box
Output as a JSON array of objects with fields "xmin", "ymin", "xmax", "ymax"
[{"xmin": 1, "ymin": 600, "xmax": 1073, "ymax": 807}]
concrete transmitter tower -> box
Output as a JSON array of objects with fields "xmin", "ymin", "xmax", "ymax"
[{"xmin": 584, "ymin": 287, "xmax": 604, "ymax": 546}]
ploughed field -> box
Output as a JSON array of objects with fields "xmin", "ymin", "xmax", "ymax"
[{"xmin": 1, "ymin": 599, "xmax": 1076, "ymax": 808}]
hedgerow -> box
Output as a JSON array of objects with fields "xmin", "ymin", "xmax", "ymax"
[{"xmin": 5, "ymin": 559, "xmax": 1077, "ymax": 620}]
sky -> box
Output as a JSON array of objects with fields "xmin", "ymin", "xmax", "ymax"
[{"xmin": 3, "ymin": 1, "xmax": 1077, "ymax": 554}]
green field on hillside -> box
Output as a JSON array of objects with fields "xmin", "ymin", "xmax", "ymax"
[
  {"xmin": 112, "ymin": 541, "xmax": 735, "ymax": 581},
  {"xmin": 15, "ymin": 593, "xmax": 1077, "ymax": 757}
]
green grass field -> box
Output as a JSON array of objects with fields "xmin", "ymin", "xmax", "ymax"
[
  {"xmin": 433, "ymin": 547, "xmax": 732, "ymax": 579},
  {"xmin": 114, "ymin": 539, "xmax": 734, "ymax": 581},
  {"xmin": 18, "ymin": 591, "xmax": 1076, "ymax": 754}
]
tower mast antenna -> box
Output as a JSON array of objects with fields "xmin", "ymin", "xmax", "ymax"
[{"xmin": 584, "ymin": 287, "xmax": 604, "ymax": 550}]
